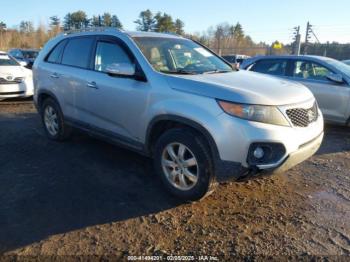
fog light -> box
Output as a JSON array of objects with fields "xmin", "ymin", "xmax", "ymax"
[{"xmin": 253, "ymin": 147, "xmax": 264, "ymax": 159}]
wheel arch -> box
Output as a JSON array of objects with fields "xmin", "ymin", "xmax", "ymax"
[
  {"xmin": 145, "ymin": 115, "xmax": 220, "ymax": 161},
  {"xmin": 36, "ymin": 89, "xmax": 60, "ymax": 112}
]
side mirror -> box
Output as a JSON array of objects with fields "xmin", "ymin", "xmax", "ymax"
[
  {"xmin": 326, "ymin": 73, "xmax": 343, "ymax": 83},
  {"xmin": 19, "ymin": 61, "xmax": 28, "ymax": 67},
  {"xmin": 106, "ymin": 63, "xmax": 135, "ymax": 77}
]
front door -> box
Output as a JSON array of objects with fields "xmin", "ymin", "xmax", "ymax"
[{"xmin": 84, "ymin": 36, "xmax": 150, "ymax": 142}]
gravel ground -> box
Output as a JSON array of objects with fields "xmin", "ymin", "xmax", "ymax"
[{"xmin": 0, "ymin": 101, "xmax": 349, "ymax": 260}]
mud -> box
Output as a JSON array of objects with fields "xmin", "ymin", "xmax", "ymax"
[{"xmin": 0, "ymin": 101, "xmax": 349, "ymax": 259}]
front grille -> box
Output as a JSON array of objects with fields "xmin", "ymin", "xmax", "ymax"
[
  {"xmin": 0, "ymin": 77, "xmax": 24, "ymax": 85},
  {"xmin": 286, "ymin": 102, "xmax": 318, "ymax": 127}
]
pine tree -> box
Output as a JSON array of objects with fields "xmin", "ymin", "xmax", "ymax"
[
  {"xmin": 134, "ymin": 9, "xmax": 156, "ymax": 31},
  {"xmin": 111, "ymin": 15, "xmax": 123, "ymax": 29},
  {"xmin": 174, "ymin": 19, "xmax": 185, "ymax": 35}
]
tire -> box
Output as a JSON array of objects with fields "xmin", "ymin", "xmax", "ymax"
[
  {"xmin": 153, "ymin": 128, "xmax": 216, "ymax": 201},
  {"xmin": 41, "ymin": 98, "xmax": 71, "ymax": 141}
]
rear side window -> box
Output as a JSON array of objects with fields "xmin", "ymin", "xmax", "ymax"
[
  {"xmin": 251, "ymin": 59, "xmax": 287, "ymax": 76},
  {"xmin": 46, "ymin": 40, "xmax": 67, "ymax": 63},
  {"xmin": 61, "ymin": 37, "xmax": 94, "ymax": 68}
]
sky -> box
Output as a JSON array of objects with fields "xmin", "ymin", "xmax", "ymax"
[{"xmin": 1, "ymin": 0, "xmax": 350, "ymax": 44}]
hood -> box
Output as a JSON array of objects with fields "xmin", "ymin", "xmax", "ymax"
[
  {"xmin": 165, "ymin": 70, "xmax": 314, "ymax": 106},
  {"xmin": 0, "ymin": 66, "xmax": 30, "ymax": 79}
]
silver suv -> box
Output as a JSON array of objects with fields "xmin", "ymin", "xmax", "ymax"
[{"xmin": 33, "ymin": 29, "xmax": 324, "ymax": 200}]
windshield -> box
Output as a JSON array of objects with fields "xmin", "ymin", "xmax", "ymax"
[
  {"xmin": 132, "ymin": 37, "xmax": 233, "ymax": 74},
  {"xmin": 22, "ymin": 51, "xmax": 39, "ymax": 59},
  {"xmin": 325, "ymin": 58, "xmax": 350, "ymax": 77},
  {"xmin": 0, "ymin": 54, "xmax": 19, "ymax": 66}
]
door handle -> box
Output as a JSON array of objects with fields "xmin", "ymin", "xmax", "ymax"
[
  {"xmin": 86, "ymin": 81, "xmax": 98, "ymax": 89},
  {"xmin": 50, "ymin": 73, "xmax": 59, "ymax": 79}
]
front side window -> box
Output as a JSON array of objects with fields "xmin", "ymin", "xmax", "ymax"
[
  {"xmin": 0, "ymin": 54, "xmax": 19, "ymax": 66},
  {"xmin": 132, "ymin": 37, "xmax": 232, "ymax": 74},
  {"xmin": 251, "ymin": 59, "xmax": 287, "ymax": 76},
  {"xmin": 293, "ymin": 61, "xmax": 332, "ymax": 81},
  {"xmin": 94, "ymin": 41, "xmax": 132, "ymax": 72},
  {"xmin": 61, "ymin": 37, "xmax": 94, "ymax": 68}
]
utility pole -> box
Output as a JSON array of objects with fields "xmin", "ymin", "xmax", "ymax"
[
  {"xmin": 292, "ymin": 26, "xmax": 301, "ymax": 55},
  {"xmin": 304, "ymin": 21, "xmax": 312, "ymax": 55}
]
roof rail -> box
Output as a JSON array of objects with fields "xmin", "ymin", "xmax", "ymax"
[
  {"xmin": 61, "ymin": 27, "xmax": 123, "ymax": 35},
  {"xmin": 162, "ymin": 31, "xmax": 183, "ymax": 37}
]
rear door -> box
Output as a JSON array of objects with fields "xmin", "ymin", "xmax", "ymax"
[
  {"xmin": 288, "ymin": 59, "xmax": 350, "ymax": 123},
  {"xmin": 58, "ymin": 36, "xmax": 95, "ymax": 123}
]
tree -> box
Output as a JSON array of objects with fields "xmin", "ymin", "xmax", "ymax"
[
  {"xmin": 0, "ymin": 21, "xmax": 7, "ymax": 31},
  {"xmin": 174, "ymin": 19, "xmax": 185, "ymax": 35},
  {"xmin": 102, "ymin": 12, "xmax": 112, "ymax": 26},
  {"xmin": 49, "ymin": 16, "xmax": 61, "ymax": 36},
  {"xmin": 49, "ymin": 16, "xmax": 60, "ymax": 27},
  {"xmin": 154, "ymin": 12, "xmax": 176, "ymax": 32},
  {"xmin": 64, "ymin": 10, "xmax": 88, "ymax": 30},
  {"xmin": 63, "ymin": 13, "xmax": 73, "ymax": 30},
  {"xmin": 134, "ymin": 9, "xmax": 156, "ymax": 31},
  {"xmin": 91, "ymin": 15, "xmax": 102, "ymax": 27},
  {"xmin": 214, "ymin": 25, "xmax": 225, "ymax": 55},
  {"xmin": 231, "ymin": 22, "xmax": 244, "ymax": 41},
  {"xmin": 111, "ymin": 15, "xmax": 123, "ymax": 29},
  {"xmin": 19, "ymin": 21, "xmax": 34, "ymax": 33}
]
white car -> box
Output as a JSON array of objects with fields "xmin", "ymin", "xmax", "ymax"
[{"xmin": 0, "ymin": 51, "xmax": 34, "ymax": 100}]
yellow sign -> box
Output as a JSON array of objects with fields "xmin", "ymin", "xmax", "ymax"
[{"xmin": 273, "ymin": 42, "xmax": 283, "ymax": 49}]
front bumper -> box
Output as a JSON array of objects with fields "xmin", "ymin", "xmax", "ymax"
[
  {"xmin": 0, "ymin": 80, "xmax": 34, "ymax": 99},
  {"xmin": 211, "ymin": 105, "xmax": 324, "ymax": 182},
  {"xmin": 215, "ymin": 132, "xmax": 323, "ymax": 182},
  {"xmin": 263, "ymin": 131, "xmax": 323, "ymax": 174}
]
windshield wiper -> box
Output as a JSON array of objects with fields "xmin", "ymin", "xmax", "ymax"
[
  {"xmin": 160, "ymin": 69, "xmax": 198, "ymax": 75},
  {"xmin": 202, "ymin": 69, "xmax": 232, "ymax": 74}
]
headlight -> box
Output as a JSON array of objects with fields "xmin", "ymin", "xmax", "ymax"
[{"xmin": 217, "ymin": 100, "xmax": 290, "ymax": 126}]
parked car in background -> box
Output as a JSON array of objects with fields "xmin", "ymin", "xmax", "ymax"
[
  {"xmin": 0, "ymin": 51, "xmax": 34, "ymax": 100},
  {"xmin": 241, "ymin": 55, "xmax": 350, "ymax": 126},
  {"xmin": 342, "ymin": 59, "xmax": 350, "ymax": 66},
  {"xmin": 33, "ymin": 29, "xmax": 323, "ymax": 200},
  {"xmin": 8, "ymin": 48, "xmax": 40, "ymax": 69},
  {"xmin": 222, "ymin": 54, "xmax": 250, "ymax": 69}
]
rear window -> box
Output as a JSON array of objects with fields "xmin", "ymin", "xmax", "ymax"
[
  {"xmin": 61, "ymin": 37, "xmax": 94, "ymax": 68},
  {"xmin": 46, "ymin": 40, "xmax": 67, "ymax": 63},
  {"xmin": 251, "ymin": 59, "xmax": 287, "ymax": 76}
]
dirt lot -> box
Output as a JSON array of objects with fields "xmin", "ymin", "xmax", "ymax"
[{"xmin": 0, "ymin": 100, "xmax": 349, "ymax": 260}]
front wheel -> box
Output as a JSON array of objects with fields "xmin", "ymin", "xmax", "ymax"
[{"xmin": 153, "ymin": 128, "xmax": 216, "ymax": 201}]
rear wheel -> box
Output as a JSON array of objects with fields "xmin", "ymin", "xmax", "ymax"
[
  {"xmin": 154, "ymin": 128, "xmax": 216, "ymax": 201},
  {"xmin": 41, "ymin": 98, "xmax": 71, "ymax": 141}
]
